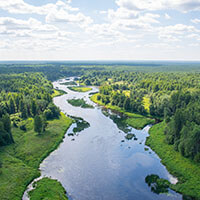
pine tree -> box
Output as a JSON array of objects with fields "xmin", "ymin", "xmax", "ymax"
[
  {"xmin": 9, "ymin": 98, "xmax": 15, "ymax": 114},
  {"xmin": 20, "ymin": 100, "xmax": 28, "ymax": 119}
]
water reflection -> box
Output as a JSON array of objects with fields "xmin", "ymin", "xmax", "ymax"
[
  {"xmin": 38, "ymin": 78, "xmax": 183, "ymax": 200},
  {"xmin": 145, "ymin": 174, "xmax": 170, "ymax": 195}
]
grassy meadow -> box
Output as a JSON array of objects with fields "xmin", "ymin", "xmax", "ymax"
[{"xmin": 0, "ymin": 113, "xmax": 72, "ymax": 200}]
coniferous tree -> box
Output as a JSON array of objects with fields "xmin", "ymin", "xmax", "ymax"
[
  {"xmin": 9, "ymin": 97, "xmax": 15, "ymax": 114},
  {"xmin": 20, "ymin": 100, "xmax": 28, "ymax": 119}
]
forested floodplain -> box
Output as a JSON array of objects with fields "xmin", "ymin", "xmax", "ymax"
[
  {"xmin": 0, "ymin": 62, "xmax": 200, "ymax": 199},
  {"xmin": 0, "ymin": 72, "xmax": 72, "ymax": 199}
]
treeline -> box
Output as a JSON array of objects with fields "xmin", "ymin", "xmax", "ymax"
[
  {"xmin": 0, "ymin": 64, "xmax": 105, "ymax": 81},
  {"xmin": 165, "ymin": 91, "xmax": 200, "ymax": 162},
  {"xmin": 0, "ymin": 73, "xmax": 60, "ymax": 146},
  {"xmin": 81, "ymin": 70, "xmax": 200, "ymax": 163}
]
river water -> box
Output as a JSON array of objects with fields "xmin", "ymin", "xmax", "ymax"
[{"xmin": 27, "ymin": 78, "xmax": 183, "ymax": 200}]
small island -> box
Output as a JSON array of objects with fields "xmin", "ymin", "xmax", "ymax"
[
  {"xmin": 68, "ymin": 87, "xmax": 92, "ymax": 92},
  {"xmin": 67, "ymin": 99, "xmax": 94, "ymax": 109}
]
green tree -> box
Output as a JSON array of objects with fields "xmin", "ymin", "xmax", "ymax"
[
  {"xmin": 34, "ymin": 115, "xmax": 43, "ymax": 134},
  {"xmin": 20, "ymin": 100, "xmax": 28, "ymax": 119},
  {"xmin": 9, "ymin": 97, "xmax": 15, "ymax": 114},
  {"xmin": 2, "ymin": 114, "xmax": 14, "ymax": 144},
  {"xmin": 31, "ymin": 99, "xmax": 37, "ymax": 116}
]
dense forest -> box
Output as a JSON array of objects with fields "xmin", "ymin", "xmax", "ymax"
[
  {"xmin": 0, "ymin": 73, "xmax": 60, "ymax": 146},
  {"xmin": 1, "ymin": 63, "xmax": 200, "ymax": 199},
  {"xmin": 79, "ymin": 70, "xmax": 200, "ymax": 163}
]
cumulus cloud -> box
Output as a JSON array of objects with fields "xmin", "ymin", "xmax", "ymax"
[
  {"xmin": 0, "ymin": 17, "xmax": 57, "ymax": 36},
  {"xmin": 191, "ymin": 18, "xmax": 200, "ymax": 24},
  {"xmin": 116, "ymin": 0, "xmax": 200, "ymax": 12},
  {"xmin": 158, "ymin": 24, "xmax": 200, "ymax": 42},
  {"xmin": 45, "ymin": 9, "xmax": 93, "ymax": 27},
  {"xmin": 0, "ymin": 0, "xmax": 78, "ymax": 15}
]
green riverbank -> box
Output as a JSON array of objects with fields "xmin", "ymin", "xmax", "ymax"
[
  {"xmin": 67, "ymin": 98, "xmax": 94, "ymax": 109},
  {"xmin": 91, "ymin": 93, "xmax": 200, "ymax": 199},
  {"xmin": 90, "ymin": 93, "xmax": 154, "ymax": 129},
  {"xmin": 146, "ymin": 122, "xmax": 200, "ymax": 199},
  {"xmin": 0, "ymin": 113, "xmax": 72, "ymax": 200},
  {"xmin": 68, "ymin": 86, "xmax": 92, "ymax": 93},
  {"xmin": 29, "ymin": 178, "xmax": 68, "ymax": 200},
  {"xmin": 51, "ymin": 89, "xmax": 67, "ymax": 98}
]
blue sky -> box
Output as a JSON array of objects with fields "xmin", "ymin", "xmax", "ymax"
[{"xmin": 0, "ymin": 0, "xmax": 200, "ymax": 60}]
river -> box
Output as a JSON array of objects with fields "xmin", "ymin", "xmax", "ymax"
[{"xmin": 24, "ymin": 78, "xmax": 182, "ymax": 200}]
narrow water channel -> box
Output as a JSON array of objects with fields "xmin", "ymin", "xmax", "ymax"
[{"xmin": 24, "ymin": 78, "xmax": 183, "ymax": 200}]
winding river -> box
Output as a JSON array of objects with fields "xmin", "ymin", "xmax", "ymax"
[{"xmin": 24, "ymin": 78, "xmax": 182, "ymax": 200}]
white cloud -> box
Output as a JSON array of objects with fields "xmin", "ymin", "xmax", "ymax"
[
  {"xmin": 191, "ymin": 18, "xmax": 200, "ymax": 24},
  {"xmin": 0, "ymin": 17, "xmax": 58, "ymax": 36},
  {"xmin": 45, "ymin": 9, "xmax": 93, "ymax": 27},
  {"xmin": 0, "ymin": 0, "xmax": 78, "ymax": 15},
  {"xmin": 159, "ymin": 24, "xmax": 197, "ymax": 35},
  {"xmin": 165, "ymin": 13, "xmax": 171, "ymax": 19},
  {"xmin": 158, "ymin": 24, "xmax": 200, "ymax": 42},
  {"xmin": 115, "ymin": 0, "xmax": 200, "ymax": 12}
]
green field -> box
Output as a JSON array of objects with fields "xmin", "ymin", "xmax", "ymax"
[
  {"xmin": 146, "ymin": 122, "xmax": 200, "ymax": 199},
  {"xmin": 0, "ymin": 113, "xmax": 72, "ymax": 200},
  {"xmin": 67, "ymin": 98, "xmax": 94, "ymax": 109},
  {"xmin": 29, "ymin": 178, "xmax": 68, "ymax": 200},
  {"xmin": 90, "ymin": 93, "xmax": 154, "ymax": 129},
  {"xmin": 68, "ymin": 87, "xmax": 92, "ymax": 92}
]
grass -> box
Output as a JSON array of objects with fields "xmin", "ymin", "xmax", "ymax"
[
  {"xmin": 68, "ymin": 86, "xmax": 92, "ymax": 92},
  {"xmin": 51, "ymin": 89, "xmax": 67, "ymax": 98},
  {"xmin": 146, "ymin": 122, "xmax": 200, "ymax": 199},
  {"xmin": 29, "ymin": 177, "xmax": 68, "ymax": 200},
  {"xmin": 0, "ymin": 113, "xmax": 72, "ymax": 200},
  {"xmin": 67, "ymin": 98, "xmax": 94, "ymax": 109},
  {"xmin": 90, "ymin": 93, "xmax": 154, "ymax": 129}
]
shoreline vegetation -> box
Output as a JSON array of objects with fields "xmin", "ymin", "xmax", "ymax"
[
  {"xmin": 29, "ymin": 178, "xmax": 68, "ymax": 200},
  {"xmin": 67, "ymin": 98, "xmax": 94, "ymax": 109},
  {"xmin": 51, "ymin": 89, "xmax": 67, "ymax": 98},
  {"xmin": 90, "ymin": 93, "xmax": 154, "ymax": 129},
  {"xmin": 60, "ymin": 81, "xmax": 77, "ymax": 86},
  {"xmin": 91, "ymin": 93, "xmax": 200, "ymax": 199},
  {"xmin": 68, "ymin": 86, "xmax": 92, "ymax": 93},
  {"xmin": 146, "ymin": 122, "xmax": 200, "ymax": 199},
  {"xmin": 0, "ymin": 112, "xmax": 72, "ymax": 200}
]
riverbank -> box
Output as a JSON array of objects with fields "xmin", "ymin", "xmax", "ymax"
[
  {"xmin": 28, "ymin": 178, "xmax": 68, "ymax": 200},
  {"xmin": 51, "ymin": 89, "xmax": 67, "ymax": 98},
  {"xmin": 146, "ymin": 122, "xmax": 200, "ymax": 199},
  {"xmin": 68, "ymin": 86, "xmax": 92, "ymax": 92},
  {"xmin": 90, "ymin": 93, "xmax": 154, "ymax": 129},
  {"xmin": 0, "ymin": 113, "xmax": 72, "ymax": 200}
]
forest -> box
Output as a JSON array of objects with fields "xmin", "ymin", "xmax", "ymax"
[
  {"xmin": 1, "ymin": 62, "xmax": 200, "ymax": 199},
  {"xmin": 1, "ymin": 63, "xmax": 200, "ymax": 162},
  {"xmin": 79, "ymin": 70, "xmax": 200, "ymax": 163},
  {"xmin": 0, "ymin": 73, "xmax": 61, "ymax": 146}
]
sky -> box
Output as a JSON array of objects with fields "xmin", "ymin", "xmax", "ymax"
[{"xmin": 0, "ymin": 0, "xmax": 200, "ymax": 61}]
